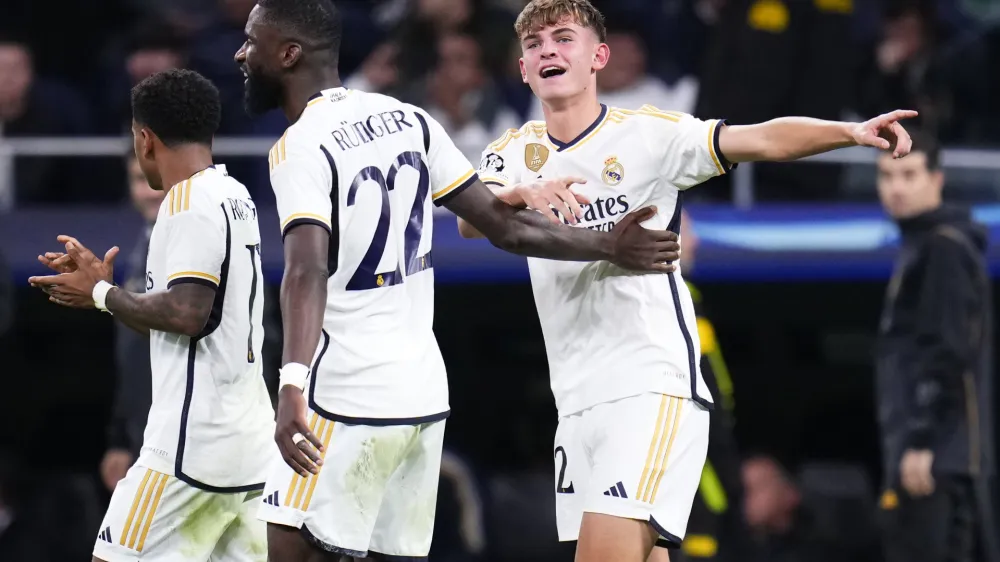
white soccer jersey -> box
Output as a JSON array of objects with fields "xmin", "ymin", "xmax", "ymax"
[
  {"xmin": 270, "ymin": 87, "xmax": 477, "ymax": 423},
  {"xmin": 478, "ymin": 104, "xmax": 731, "ymax": 417},
  {"xmin": 141, "ymin": 164, "xmax": 276, "ymax": 491}
]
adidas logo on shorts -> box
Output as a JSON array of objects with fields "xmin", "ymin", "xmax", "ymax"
[
  {"xmin": 263, "ymin": 491, "xmax": 280, "ymax": 506},
  {"xmin": 603, "ymin": 482, "xmax": 628, "ymax": 499},
  {"xmin": 97, "ymin": 526, "xmax": 113, "ymax": 543}
]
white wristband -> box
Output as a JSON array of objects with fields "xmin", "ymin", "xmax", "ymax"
[
  {"xmin": 279, "ymin": 362, "xmax": 310, "ymax": 391},
  {"xmin": 93, "ymin": 280, "xmax": 115, "ymax": 313}
]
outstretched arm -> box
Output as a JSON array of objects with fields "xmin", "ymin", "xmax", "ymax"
[
  {"xmin": 719, "ymin": 110, "xmax": 918, "ymax": 163},
  {"xmin": 446, "ymin": 179, "xmax": 676, "ymax": 271}
]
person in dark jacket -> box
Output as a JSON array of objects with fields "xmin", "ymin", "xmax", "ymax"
[
  {"xmin": 875, "ymin": 131, "xmax": 997, "ymax": 562},
  {"xmin": 99, "ymin": 155, "xmax": 164, "ymax": 493}
]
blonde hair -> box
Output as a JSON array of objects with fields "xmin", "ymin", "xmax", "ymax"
[{"xmin": 514, "ymin": 0, "xmax": 607, "ymax": 42}]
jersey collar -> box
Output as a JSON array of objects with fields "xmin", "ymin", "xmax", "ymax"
[{"xmin": 547, "ymin": 104, "xmax": 607, "ymax": 152}]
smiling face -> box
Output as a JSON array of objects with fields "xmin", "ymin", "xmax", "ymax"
[{"xmin": 515, "ymin": 0, "xmax": 608, "ymax": 109}]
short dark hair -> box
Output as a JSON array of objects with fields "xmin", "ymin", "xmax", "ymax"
[
  {"xmin": 257, "ymin": 0, "xmax": 343, "ymax": 58},
  {"xmin": 908, "ymin": 129, "xmax": 941, "ymax": 171},
  {"xmin": 131, "ymin": 69, "xmax": 221, "ymax": 147}
]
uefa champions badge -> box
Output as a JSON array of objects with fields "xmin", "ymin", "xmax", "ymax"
[{"xmin": 602, "ymin": 156, "xmax": 624, "ymax": 186}]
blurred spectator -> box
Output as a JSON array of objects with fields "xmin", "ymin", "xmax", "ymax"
[
  {"xmin": 526, "ymin": 24, "xmax": 698, "ymax": 119},
  {"xmin": 696, "ymin": 0, "xmax": 854, "ymax": 201},
  {"xmin": 874, "ymin": 131, "xmax": 998, "ymax": 562},
  {"xmin": 100, "ymin": 155, "xmax": 161, "ymax": 493},
  {"xmin": 97, "ymin": 22, "xmax": 188, "ymax": 135},
  {"xmin": 856, "ymin": 1, "xmax": 992, "ymax": 143},
  {"xmin": 433, "ymin": 450, "xmax": 489, "ymax": 562},
  {"xmin": 345, "ymin": 42, "xmax": 402, "ymax": 95},
  {"xmin": 411, "ymin": 33, "xmax": 520, "ymax": 164},
  {"xmin": 392, "ymin": 0, "xmax": 515, "ymax": 87},
  {"xmin": 0, "ymin": 37, "xmax": 99, "ymax": 204}
]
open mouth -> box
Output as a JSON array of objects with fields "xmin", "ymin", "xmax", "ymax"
[{"xmin": 540, "ymin": 65, "xmax": 567, "ymax": 79}]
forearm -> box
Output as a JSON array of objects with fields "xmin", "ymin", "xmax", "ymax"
[
  {"xmin": 456, "ymin": 184, "xmax": 524, "ymax": 239},
  {"xmin": 279, "ymin": 266, "xmax": 327, "ymax": 367},
  {"xmin": 498, "ymin": 207, "xmax": 614, "ymax": 261},
  {"xmin": 115, "ymin": 314, "xmax": 151, "ymax": 337},
  {"xmin": 724, "ymin": 118, "xmax": 855, "ymax": 163},
  {"xmin": 105, "ymin": 286, "xmax": 210, "ymax": 337}
]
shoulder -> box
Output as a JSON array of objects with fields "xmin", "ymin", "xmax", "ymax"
[
  {"xmin": 269, "ymin": 122, "xmax": 330, "ymax": 173},
  {"xmin": 608, "ymin": 105, "xmax": 691, "ymax": 131},
  {"xmin": 486, "ymin": 120, "xmax": 547, "ymax": 155}
]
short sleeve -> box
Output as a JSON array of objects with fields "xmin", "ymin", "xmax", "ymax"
[
  {"xmin": 652, "ymin": 107, "xmax": 732, "ymax": 190},
  {"xmin": 413, "ymin": 111, "xmax": 479, "ymax": 206},
  {"xmin": 270, "ymin": 133, "xmax": 335, "ymax": 238},
  {"xmin": 163, "ymin": 202, "xmax": 226, "ymax": 290}
]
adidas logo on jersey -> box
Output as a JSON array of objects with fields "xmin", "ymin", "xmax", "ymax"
[
  {"xmin": 263, "ymin": 491, "xmax": 280, "ymax": 506},
  {"xmin": 603, "ymin": 482, "xmax": 628, "ymax": 499},
  {"xmin": 97, "ymin": 526, "xmax": 113, "ymax": 543}
]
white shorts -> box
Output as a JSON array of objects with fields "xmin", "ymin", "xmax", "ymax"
[
  {"xmin": 257, "ymin": 413, "xmax": 445, "ymax": 559},
  {"xmin": 554, "ymin": 393, "xmax": 710, "ymax": 547},
  {"xmin": 93, "ymin": 463, "xmax": 266, "ymax": 562}
]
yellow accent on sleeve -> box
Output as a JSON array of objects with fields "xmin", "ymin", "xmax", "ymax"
[
  {"xmin": 182, "ymin": 179, "xmax": 193, "ymax": 212},
  {"xmin": 281, "ymin": 212, "xmax": 332, "ymax": 231},
  {"xmin": 167, "ymin": 271, "xmax": 220, "ymax": 285},
  {"xmin": 707, "ymin": 120, "xmax": 726, "ymax": 175},
  {"xmin": 479, "ymin": 176, "xmax": 507, "ymax": 185},
  {"xmin": 434, "ymin": 169, "xmax": 475, "ymax": 199},
  {"xmin": 270, "ymin": 133, "xmax": 289, "ymax": 170}
]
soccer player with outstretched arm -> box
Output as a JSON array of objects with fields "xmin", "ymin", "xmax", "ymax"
[{"xmin": 458, "ymin": 1, "xmax": 917, "ymax": 561}]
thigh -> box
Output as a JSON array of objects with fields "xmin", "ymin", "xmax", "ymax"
[
  {"xmin": 210, "ymin": 491, "xmax": 268, "ymax": 562},
  {"xmin": 584, "ymin": 394, "xmax": 709, "ymax": 549},
  {"xmin": 257, "ymin": 415, "xmax": 417, "ymax": 558},
  {"xmin": 369, "ymin": 420, "xmax": 446, "ymax": 559},
  {"xmin": 94, "ymin": 464, "xmax": 238, "ymax": 562},
  {"xmin": 554, "ymin": 412, "xmax": 590, "ymax": 543}
]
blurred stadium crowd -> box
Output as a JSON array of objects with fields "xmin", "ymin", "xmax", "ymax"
[
  {"xmin": 2, "ymin": 0, "xmax": 1000, "ymax": 561},
  {"xmin": 3, "ymin": 0, "xmax": 1000, "ymax": 206}
]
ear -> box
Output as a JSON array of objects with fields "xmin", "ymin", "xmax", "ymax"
[
  {"xmin": 930, "ymin": 168, "xmax": 945, "ymax": 191},
  {"xmin": 519, "ymin": 57, "xmax": 528, "ymax": 84},
  {"xmin": 281, "ymin": 42, "xmax": 302, "ymax": 69},
  {"xmin": 140, "ymin": 128, "xmax": 155, "ymax": 160},
  {"xmin": 593, "ymin": 42, "xmax": 610, "ymax": 72}
]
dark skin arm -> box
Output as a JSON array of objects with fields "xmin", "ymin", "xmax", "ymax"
[
  {"xmin": 29, "ymin": 236, "xmax": 214, "ymax": 337},
  {"xmin": 276, "ymin": 224, "xmax": 330, "ymax": 477},
  {"xmin": 445, "ymin": 180, "xmax": 679, "ymax": 270}
]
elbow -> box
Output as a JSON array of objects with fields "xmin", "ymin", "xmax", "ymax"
[
  {"xmin": 489, "ymin": 228, "xmax": 523, "ymax": 254},
  {"xmin": 456, "ymin": 218, "xmax": 476, "ymax": 239},
  {"xmin": 178, "ymin": 315, "xmax": 209, "ymax": 338},
  {"xmin": 283, "ymin": 263, "xmax": 329, "ymax": 292}
]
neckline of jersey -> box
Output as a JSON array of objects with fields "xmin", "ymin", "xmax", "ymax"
[
  {"xmin": 547, "ymin": 104, "xmax": 607, "ymax": 152},
  {"xmin": 168, "ymin": 164, "xmax": 224, "ymax": 192},
  {"xmin": 307, "ymin": 87, "xmax": 349, "ymax": 103}
]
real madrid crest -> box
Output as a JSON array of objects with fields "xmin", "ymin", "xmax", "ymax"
[
  {"xmin": 602, "ymin": 156, "xmax": 624, "ymax": 186},
  {"xmin": 525, "ymin": 143, "xmax": 549, "ymax": 172}
]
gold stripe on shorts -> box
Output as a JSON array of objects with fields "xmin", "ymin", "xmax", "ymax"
[
  {"xmin": 284, "ymin": 412, "xmax": 320, "ymax": 507},
  {"xmin": 120, "ymin": 468, "xmax": 152, "ymax": 545},
  {"xmin": 125, "ymin": 471, "xmax": 164, "ymax": 548},
  {"xmin": 648, "ymin": 399, "xmax": 684, "ymax": 502},
  {"xmin": 638, "ymin": 396, "xmax": 680, "ymax": 502},
  {"xmin": 136, "ymin": 472, "xmax": 169, "ymax": 552},
  {"xmin": 301, "ymin": 419, "xmax": 336, "ymax": 511}
]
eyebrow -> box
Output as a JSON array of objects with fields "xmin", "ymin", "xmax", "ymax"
[{"xmin": 522, "ymin": 27, "xmax": 577, "ymax": 42}]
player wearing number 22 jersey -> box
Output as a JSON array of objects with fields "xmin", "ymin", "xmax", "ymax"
[{"xmin": 256, "ymin": 85, "xmax": 463, "ymax": 556}]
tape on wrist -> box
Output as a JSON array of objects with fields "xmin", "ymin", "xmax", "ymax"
[
  {"xmin": 93, "ymin": 280, "xmax": 115, "ymax": 313},
  {"xmin": 279, "ymin": 362, "xmax": 310, "ymax": 391}
]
